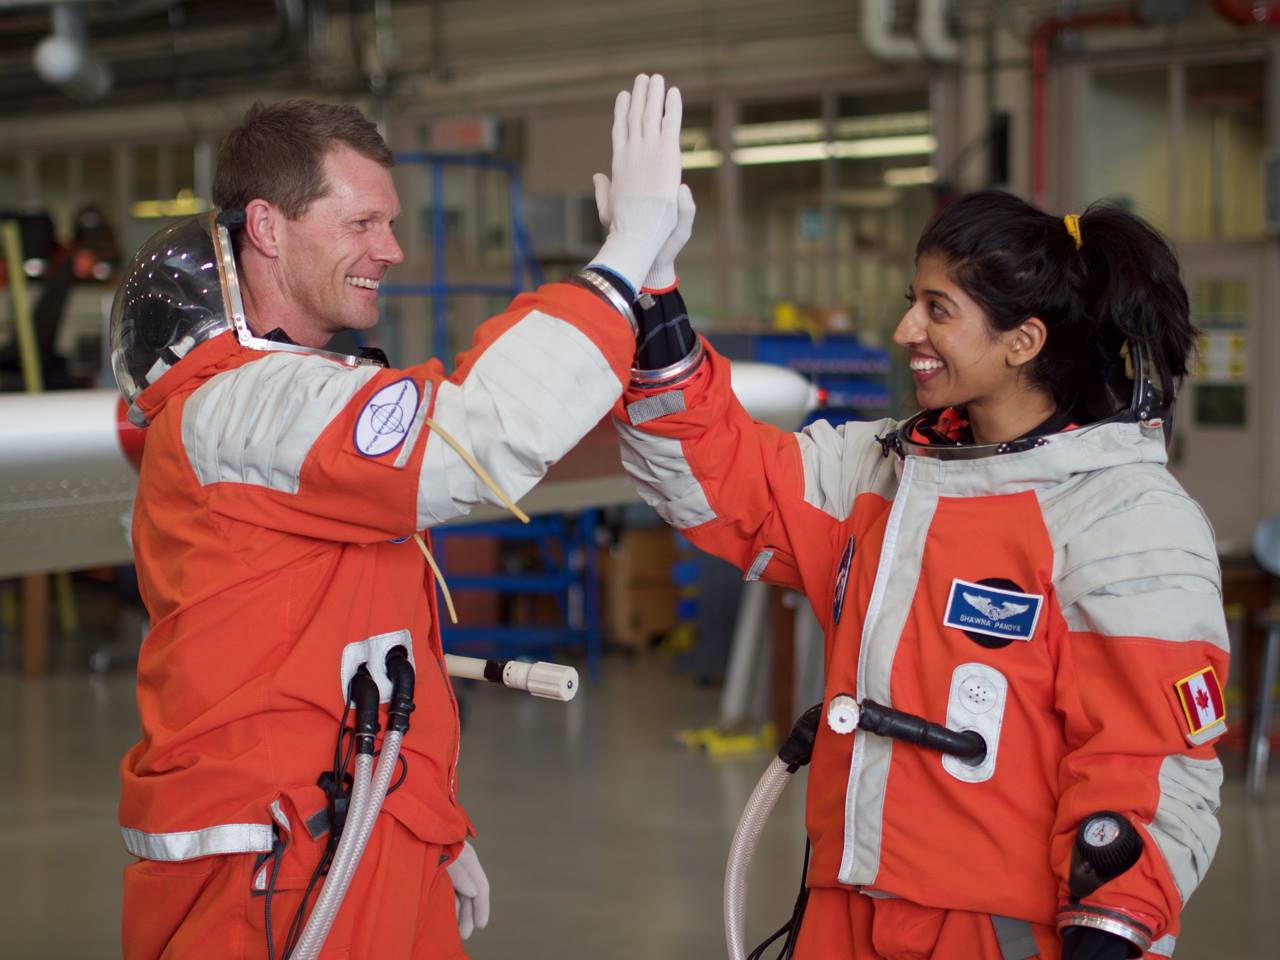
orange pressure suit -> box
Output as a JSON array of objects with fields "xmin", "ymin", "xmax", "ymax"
[
  {"xmin": 615, "ymin": 342, "xmax": 1228, "ymax": 960},
  {"xmin": 120, "ymin": 282, "xmax": 634, "ymax": 958}
]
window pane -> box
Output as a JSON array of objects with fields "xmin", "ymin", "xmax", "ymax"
[
  {"xmin": 1086, "ymin": 68, "xmax": 1171, "ymax": 232},
  {"xmin": 1182, "ymin": 61, "xmax": 1265, "ymax": 240}
]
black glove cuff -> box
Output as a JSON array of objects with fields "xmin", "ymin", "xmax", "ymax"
[
  {"xmin": 1057, "ymin": 907, "xmax": 1151, "ymax": 958},
  {"xmin": 631, "ymin": 287, "xmax": 702, "ymax": 387},
  {"xmin": 1061, "ymin": 925, "xmax": 1139, "ymax": 960}
]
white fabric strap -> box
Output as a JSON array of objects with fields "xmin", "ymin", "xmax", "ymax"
[{"xmin": 121, "ymin": 822, "xmax": 274, "ymax": 861}]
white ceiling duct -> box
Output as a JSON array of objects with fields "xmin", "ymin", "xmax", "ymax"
[
  {"xmin": 861, "ymin": 0, "xmax": 921, "ymax": 61},
  {"xmin": 916, "ymin": 0, "xmax": 959, "ymax": 62},
  {"xmin": 861, "ymin": 0, "xmax": 959, "ymax": 63},
  {"xmin": 33, "ymin": 3, "xmax": 112, "ymax": 100}
]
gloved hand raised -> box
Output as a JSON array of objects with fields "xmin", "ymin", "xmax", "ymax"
[
  {"xmin": 446, "ymin": 840, "xmax": 490, "ymax": 941},
  {"xmin": 593, "ymin": 175, "xmax": 695, "ymax": 293},
  {"xmin": 589, "ymin": 73, "xmax": 683, "ymax": 295}
]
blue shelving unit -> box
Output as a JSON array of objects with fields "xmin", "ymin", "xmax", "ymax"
[
  {"xmin": 380, "ymin": 154, "xmax": 600, "ymax": 673},
  {"xmin": 433, "ymin": 512, "xmax": 602, "ymax": 678}
]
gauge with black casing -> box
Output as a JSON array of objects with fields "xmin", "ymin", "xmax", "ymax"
[{"xmin": 1068, "ymin": 811, "xmax": 1144, "ymax": 900}]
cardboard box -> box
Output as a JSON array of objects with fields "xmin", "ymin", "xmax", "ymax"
[{"xmin": 602, "ymin": 528, "xmax": 678, "ymax": 646}]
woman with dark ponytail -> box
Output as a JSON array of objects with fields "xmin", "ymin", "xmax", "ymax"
[{"xmin": 607, "ymin": 186, "xmax": 1227, "ymax": 959}]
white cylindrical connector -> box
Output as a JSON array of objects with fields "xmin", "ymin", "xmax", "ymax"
[
  {"xmin": 827, "ymin": 694, "xmax": 860, "ymax": 735},
  {"xmin": 443, "ymin": 653, "xmax": 487, "ymax": 682},
  {"xmin": 503, "ymin": 660, "xmax": 578, "ymax": 702}
]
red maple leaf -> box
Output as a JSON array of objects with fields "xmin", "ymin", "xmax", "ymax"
[{"xmin": 1194, "ymin": 688, "xmax": 1211, "ymax": 712}]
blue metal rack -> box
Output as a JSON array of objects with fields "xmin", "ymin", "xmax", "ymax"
[
  {"xmin": 382, "ymin": 152, "xmax": 543, "ymax": 359},
  {"xmin": 432, "ymin": 513, "xmax": 601, "ymax": 678},
  {"xmin": 381, "ymin": 154, "xmax": 600, "ymax": 674}
]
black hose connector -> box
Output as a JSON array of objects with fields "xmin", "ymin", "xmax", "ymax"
[
  {"xmin": 778, "ymin": 704, "xmax": 824, "ymax": 773},
  {"xmin": 859, "ymin": 699, "xmax": 987, "ymax": 765},
  {"xmin": 350, "ymin": 665, "xmax": 380, "ymax": 756},
  {"xmin": 385, "ymin": 646, "xmax": 416, "ymax": 734}
]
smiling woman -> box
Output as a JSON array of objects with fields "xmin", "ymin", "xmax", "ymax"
[{"xmin": 613, "ymin": 187, "xmax": 1228, "ymax": 960}]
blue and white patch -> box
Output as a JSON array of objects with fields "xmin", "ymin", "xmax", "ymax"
[
  {"xmin": 944, "ymin": 578, "xmax": 1043, "ymax": 643},
  {"xmin": 354, "ymin": 378, "xmax": 419, "ymax": 458},
  {"xmin": 832, "ymin": 536, "xmax": 855, "ymax": 625}
]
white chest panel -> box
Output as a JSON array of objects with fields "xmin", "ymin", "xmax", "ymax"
[{"xmin": 941, "ymin": 662, "xmax": 1008, "ymax": 784}]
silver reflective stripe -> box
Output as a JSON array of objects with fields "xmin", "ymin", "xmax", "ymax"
[
  {"xmin": 626, "ymin": 391, "xmax": 686, "ymax": 426},
  {"xmin": 744, "ymin": 549, "xmax": 773, "ymax": 582},
  {"xmin": 1186, "ymin": 722, "xmax": 1227, "ymax": 747},
  {"xmin": 417, "ymin": 310, "xmax": 620, "ymax": 528},
  {"xmin": 121, "ymin": 822, "xmax": 274, "ymax": 861},
  {"xmin": 616, "ymin": 425, "xmax": 716, "ymax": 529},
  {"xmin": 796, "ymin": 418, "xmax": 895, "ymax": 521},
  {"xmin": 991, "ymin": 915, "xmax": 1039, "ymax": 960},
  {"xmin": 840, "ymin": 457, "xmax": 938, "ymax": 886},
  {"xmin": 393, "ymin": 381, "xmax": 434, "ymax": 469},
  {"xmin": 1150, "ymin": 933, "xmax": 1177, "ymax": 956},
  {"xmin": 182, "ymin": 351, "xmax": 380, "ymax": 494},
  {"xmin": 1150, "ymin": 754, "xmax": 1222, "ymax": 904}
]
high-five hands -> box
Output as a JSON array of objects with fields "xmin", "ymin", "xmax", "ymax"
[
  {"xmin": 589, "ymin": 74, "xmax": 684, "ymax": 294},
  {"xmin": 593, "ymin": 175, "xmax": 694, "ymax": 293}
]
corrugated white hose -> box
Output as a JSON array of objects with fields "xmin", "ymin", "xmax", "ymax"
[
  {"xmin": 291, "ymin": 732, "xmax": 404, "ymax": 959},
  {"xmin": 288, "ymin": 752, "xmax": 373, "ymax": 959},
  {"xmin": 724, "ymin": 756, "xmax": 794, "ymax": 960}
]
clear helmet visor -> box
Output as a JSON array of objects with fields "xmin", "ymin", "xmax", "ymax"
[{"xmin": 109, "ymin": 211, "xmax": 238, "ymax": 418}]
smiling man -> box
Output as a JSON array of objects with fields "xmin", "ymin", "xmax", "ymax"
[
  {"xmin": 217, "ymin": 102, "xmax": 404, "ymax": 345},
  {"xmin": 114, "ymin": 87, "xmax": 684, "ymax": 958}
]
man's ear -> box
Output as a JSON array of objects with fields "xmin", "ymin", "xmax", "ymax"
[
  {"xmin": 242, "ymin": 198, "xmax": 282, "ymax": 259},
  {"xmin": 1008, "ymin": 315, "xmax": 1047, "ymax": 368}
]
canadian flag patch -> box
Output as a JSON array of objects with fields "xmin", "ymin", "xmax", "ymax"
[{"xmin": 1173, "ymin": 666, "xmax": 1226, "ymax": 744}]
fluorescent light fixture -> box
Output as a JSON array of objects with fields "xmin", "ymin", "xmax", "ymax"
[
  {"xmin": 681, "ymin": 149, "xmax": 724, "ymax": 170},
  {"xmin": 884, "ymin": 165, "xmax": 938, "ymax": 186},
  {"xmin": 682, "ymin": 134, "xmax": 935, "ymax": 169},
  {"xmin": 130, "ymin": 189, "xmax": 209, "ymax": 220},
  {"xmin": 828, "ymin": 134, "xmax": 936, "ymax": 159},
  {"xmin": 732, "ymin": 119, "xmax": 825, "ymax": 146},
  {"xmin": 834, "ymin": 111, "xmax": 931, "ymax": 139},
  {"xmin": 732, "ymin": 141, "xmax": 830, "ymax": 165}
]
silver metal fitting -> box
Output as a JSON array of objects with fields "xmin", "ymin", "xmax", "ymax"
[
  {"xmin": 1057, "ymin": 907, "xmax": 1153, "ymax": 955},
  {"xmin": 630, "ymin": 338, "xmax": 705, "ymax": 389},
  {"xmin": 573, "ymin": 269, "xmax": 638, "ymax": 336}
]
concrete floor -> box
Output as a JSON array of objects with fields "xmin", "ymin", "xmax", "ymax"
[{"xmin": 0, "ymin": 654, "xmax": 1276, "ymax": 959}]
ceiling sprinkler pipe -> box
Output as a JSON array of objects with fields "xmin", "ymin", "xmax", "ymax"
[
  {"xmin": 1031, "ymin": 8, "xmax": 1137, "ymax": 209},
  {"xmin": 917, "ymin": 0, "xmax": 959, "ymax": 62},
  {"xmin": 861, "ymin": 0, "xmax": 920, "ymax": 62},
  {"xmin": 33, "ymin": 4, "xmax": 112, "ymax": 101}
]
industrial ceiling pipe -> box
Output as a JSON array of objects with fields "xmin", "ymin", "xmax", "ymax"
[
  {"xmin": 1213, "ymin": 0, "xmax": 1280, "ymax": 25},
  {"xmin": 861, "ymin": 0, "xmax": 921, "ymax": 62},
  {"xmin": 916, "ymin": 0, "xmax": 959, "ymax": 62},
  {"xmin": 1030, "ymin": 7, "xmax": 1138, "ymax": 209}
]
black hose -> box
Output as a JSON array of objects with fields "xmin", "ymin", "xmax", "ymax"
[{"xmin": 858, "ymin": 699, "xmax": 987, "ymax": 764}]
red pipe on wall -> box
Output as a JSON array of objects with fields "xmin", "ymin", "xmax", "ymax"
[
  {"xmin": 1213, "ymin": 1, "xmax": 1280, "ymax": 26},
  {"xmin": 1031, "ymin": 8, "xmax": 1137, "ymax": 209}
]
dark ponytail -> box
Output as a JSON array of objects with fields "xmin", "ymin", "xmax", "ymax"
[{"xmin": 915, "ymin": 190, "xmax": 1195, "ymax": 424}]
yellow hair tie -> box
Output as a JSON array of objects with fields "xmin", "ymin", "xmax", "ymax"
[{"xmin": 1063, "ymin": 214, "xmax": 1083, "ymax": 250}]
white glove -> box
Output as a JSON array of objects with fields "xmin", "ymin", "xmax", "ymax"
[
  {"xmin": 593, "ymin": 175, "xmax": 695, "ymax": 292},
  {"xmin": 589, "ymin": 73, "xmax": 684, "ymax": 294},
  {"xmin": 446, "ymin": 841, "xmax": 490, "ymax": 940}
]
